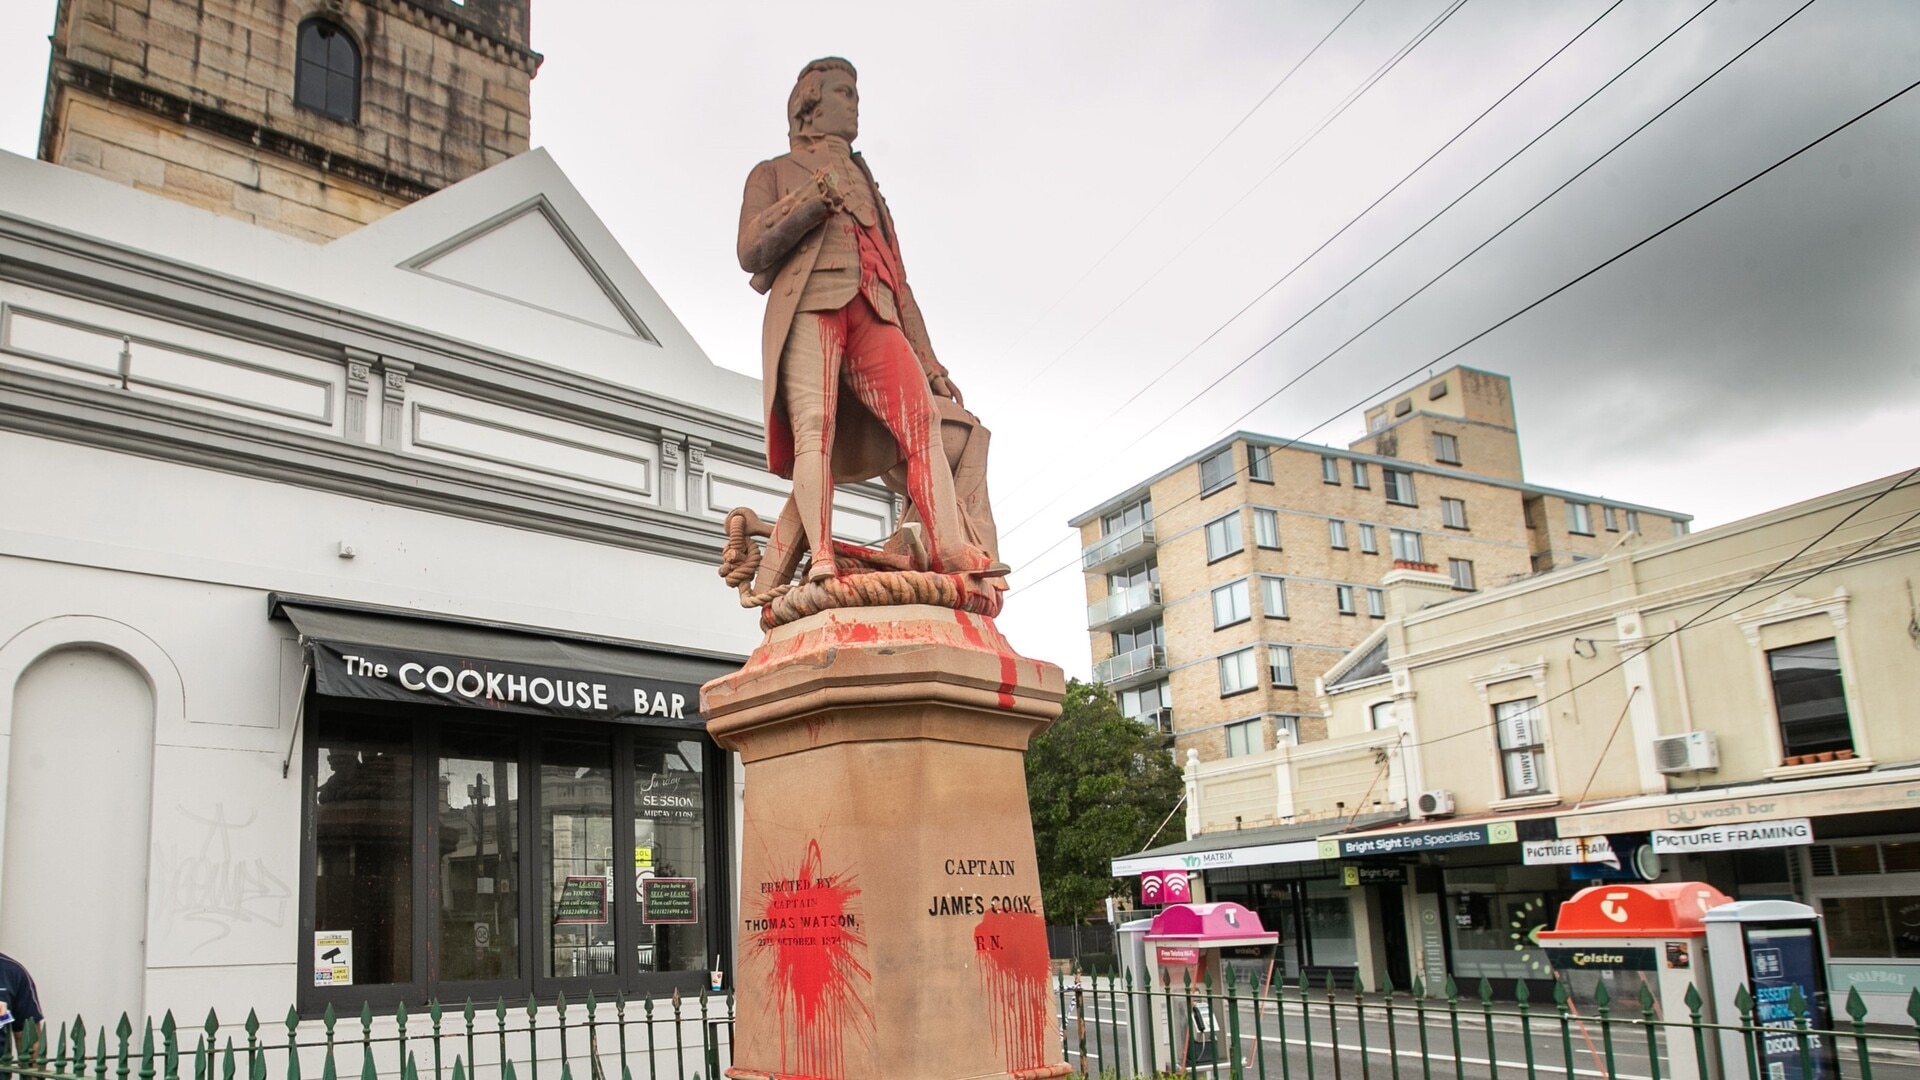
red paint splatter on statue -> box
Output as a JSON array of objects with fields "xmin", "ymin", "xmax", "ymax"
[
  {"xmin": 748, "ymin": 840, "xmax": 871, "ymax": 1077},
  {"xmin": 974, "ymin": 908, "xmax": 1053, "ymax": 1072},
  {"xmin": 953, "ymin": 613, "xmax": 1019, "ymax": 710}
]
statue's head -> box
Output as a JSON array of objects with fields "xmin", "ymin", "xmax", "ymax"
[{"xmin": 788, "ymin": 57, "xmax": 859, "ymax": 141}]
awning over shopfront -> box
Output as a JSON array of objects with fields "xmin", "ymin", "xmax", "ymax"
[
  {"xmin": 272, "ymin": 593, "xmax": 741, "ymax": 729},
  {"xmin": 1553, "ymin": 768, "xmax": 1920, "ymax": 838},
  {"xmin": 1112, "ymin": 813, "xmax": 1402, "ymax": 876}
]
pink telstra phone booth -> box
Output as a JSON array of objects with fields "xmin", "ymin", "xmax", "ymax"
[
  {"xmin": 1143, "ymin": 902, "xmax": 1279, "ymax": 1070},
  {"xmin": 1536, "ymin": 882, "xmax": 1734, "ymax": 1080}
]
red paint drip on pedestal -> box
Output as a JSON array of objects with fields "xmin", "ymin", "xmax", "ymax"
[
  {"xmin": 974, "ymin": 909, "xmax": 1054, "ymax": 1072},
  {"xmin": 953, "ymin": 613, "xmax": 1019, "ymax": 710},
  {"xmin": 749, "ymin": 840, "xmax": 871, "ymax": 1078}
]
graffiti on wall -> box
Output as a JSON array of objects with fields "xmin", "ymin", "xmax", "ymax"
[{"xmin": 151, "ymin": 803, "xmax": 292, "ymax": 952}]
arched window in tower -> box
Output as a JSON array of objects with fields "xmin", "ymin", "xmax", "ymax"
[{"xmin": 295, "ymin": 18, "xmax": 359, "ymax": 122}]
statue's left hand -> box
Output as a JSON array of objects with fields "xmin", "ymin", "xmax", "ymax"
[{"xmin": 929, "ymin": 372, "xmax": 964, "ymax": 407}]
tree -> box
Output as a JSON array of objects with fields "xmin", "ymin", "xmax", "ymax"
[{"xmin": 1025, "ymin": 679, "xmax": 1184, "ymax": 924}]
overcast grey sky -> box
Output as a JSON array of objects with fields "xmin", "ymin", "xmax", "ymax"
[{"xmin": 3, "ymin": 1, "xmax": 1916, "ymax": 673}]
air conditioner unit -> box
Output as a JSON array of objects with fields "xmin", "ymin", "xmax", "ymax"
[
  {"xmin": 1416, "ymin": 789, "xmax": 1456, "ymax": 818},
  {"xmin": 1652, "ymin": 731, "xmax": 1720, "ymax": 774}
]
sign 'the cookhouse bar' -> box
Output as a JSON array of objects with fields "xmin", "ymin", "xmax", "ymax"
[{"xmin": 279, "ymin": 598, "xmax": 742, "ymax": 1009}]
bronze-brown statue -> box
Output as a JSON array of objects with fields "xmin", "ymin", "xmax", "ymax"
[{"xmin": 723, "ymin": 57, "xmax": 1004, "ymax": 625}]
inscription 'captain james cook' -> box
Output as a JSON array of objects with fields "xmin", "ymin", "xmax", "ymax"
[{"xmin": 929, "ymin": 856, "xmax": 1034, "ymax": 916}]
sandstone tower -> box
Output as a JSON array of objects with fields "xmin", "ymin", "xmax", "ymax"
[{"xmin": 38, "ymin": 0, "xmax": 539, "ymax": 241}]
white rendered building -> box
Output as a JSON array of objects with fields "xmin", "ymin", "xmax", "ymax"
[{"xmin": 0, "ymin": 144, "xmax": 894, "ymax": 1027}]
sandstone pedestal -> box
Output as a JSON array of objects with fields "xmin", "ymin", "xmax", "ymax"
[{"xmin": 702, "ymin": 605, "xmax": 1072, "ymax": 1080}]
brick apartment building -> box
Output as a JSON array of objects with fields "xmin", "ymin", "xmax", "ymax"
[{"xmin": 1070, "ymin": 367, "xmax": 1691, "ymax": 765}]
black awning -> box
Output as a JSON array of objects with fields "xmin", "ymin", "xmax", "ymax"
[{"xmin": 273, "ymin": 595, "xmax": 739, "ymax": 729}]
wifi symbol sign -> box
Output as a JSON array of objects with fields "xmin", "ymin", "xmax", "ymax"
[
  {"xmin": 1163, "ymin": 872, "xmax": 1192, "ymax": 904},
  {"xmin": 1140, "ymin": 870, "xmax": 1166, "ymax": 904}
]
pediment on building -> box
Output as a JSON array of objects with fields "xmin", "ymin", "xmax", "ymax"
[
  {"xmin": 325, "ymin": 148, "xmax": 681, "ymax": 348},
  {"xmin": 318, "ymin": 148, "xmax": 759, "ymax": 416},
  {"xmin": 402, "ymin": 196, "xmax": 654, "ymax": 340}
]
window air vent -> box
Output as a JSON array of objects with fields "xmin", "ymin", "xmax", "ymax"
[{"xmin": 1807, "ymin": 845, "xmax": 1836, "ymax": 878}]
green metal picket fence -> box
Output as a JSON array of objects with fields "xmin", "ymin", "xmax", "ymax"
[
  {"xmin": 0, "ymin": 992, "xmax": 733, "ymax": 1080},
  {"xmin": 1055, "ymin": 968, "xmax": 1920, "ymax": 1080}
]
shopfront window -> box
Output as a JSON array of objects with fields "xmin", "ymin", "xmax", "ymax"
[
  {"xmin": 302, "ymin": 703, "xmax": 725, "ymax": 1010},
  {"xmin": 1444, "ymin": 864, "xmax": 1568, "ymax": 982},
  {"xmin": 313, "ymin": 718, "xmax": 413, "ymax": 985},
  {"xmin": 1302, "ymin": 878, "xmax": 1357, "ymax": 968},
  {"xmin": 1822, "ymin": 896, "xmax": 1920, "ymax": 958},
  {"xmin": 438, "ymin": 729, "xmax": 521, "ymax": 982}
]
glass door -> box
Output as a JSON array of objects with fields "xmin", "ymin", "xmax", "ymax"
[
  {"xmin": 437, "ymin": 728, "xmax": 521, "ymax": 983},
  {"xmin": 633, "ymin": 734, "xmax": 709, "ymax": 975},
  {"xmin": 540, "ymin": 736, "xmax": 617, "ymax": 979}
]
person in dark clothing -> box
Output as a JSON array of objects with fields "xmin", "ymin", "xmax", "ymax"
[{"xmin": 0, "ymin": 952, "xmax": 43, "ymax": 1049}]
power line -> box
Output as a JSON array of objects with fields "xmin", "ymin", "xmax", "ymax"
[
  {"xmin": 994, "ymin": 0, "xmax": 1718, "ymax": 546},
  {"xmin": 1009, "ymin": 61, "xmax": 1918, "ymax": 601},
  {"xmin": 1210, "ymin": 0, "xmax": 1816, "ymax": 441},
  {"xmin": 1003, "ymin": 0, "xmax": 1370, "ymax": 360},
  {"xmin": 1062, "ymin": 1, "xmax": 1632, "ymax": 474},
  {"xmin": 1395, "ymin": 471, "xmax": 1920, "ymax": 753},
  {"xmin": 1005, "ymin": 0, "xmax": 1470, "ymax": 398}
]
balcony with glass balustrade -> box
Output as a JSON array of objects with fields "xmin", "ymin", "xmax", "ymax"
[{"xmin": 1086, "ymin": 581, "xmax": 1163, "ymax": 633}]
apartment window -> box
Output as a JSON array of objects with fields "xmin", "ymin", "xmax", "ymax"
[
  {"xmin": 1322, "ymin": 456, "xmax": 1340, "ymax": 484},
  {"xmin": 1494, "ymin": 699, "xmax": 1549, "ymax": 797},
  {"xmin": 1625, "ymin": 510, "xmax": 1641, "ymax": 533},
  {"xmin": 1226, "ymin": 719, "xmax": 1264, "ymax": 758},
  {"xmin": 1441, "ymin": 497, "xmax": 1468, "ymax": 530},
  {"xmin": 1212, "ymin": 581, "xmax": 1251, "ymax": 628},
  {"xmin": 1199, "ymin": 449, "xmax": 1235, "ymax": 495},
  {"xmin": 1566, "ymin": 502, "xmax": 1594, "ymax": 536},
  {"xmin": 1429, "ymin": 379, "xmax": 1449, "ymax": 400},
  {"xmin": 1103, "ymin": 498, "xmax": 1153, "ymax": 536},
  {"xmin": 1108, "ymin": 562, "xmax": 1159, "ymax": 592},
  {"xmin": 1369, "ymin": 702, "xmax": 1397, "ymax": 729},
  {"xmin": 1121, "ymin": 683, "xmax": 1171, "ymax": 730},
  {"xmin": 1603, "ymin": 506, "xmax": 1619, "ymax": 532},
  {"xmin": 1205, "ymin": 512, "xmax": 1244, "ymax": 562},
  {"xmin": 1335, "ymin": 585, "xmax": 1355, "ymax": 615},
  {"xmin": 1366, "ymin": 588, "xmax": 1385, "ymax": 618},
  {"xmin": 1433, "ymin": 432, "xmax": 1460, "ymax": 465},
  {"xmin": 1112, "ymin": 620, "xmax": 1164, "ymax": 656},
  {"xmin": 1394, "ymin": 398, "xmax": 1413, "ymax": 417},
  {"xmin": 1358, "ymin": 524, "xmax": 1378, "ymax": 554},
  {"xmin": 1383, "ymin": 469, "xmax": 1415, "ymax": 506},
  {"xmin": 1219, "ymin": 648, "xmax": 1259, "ymax": 696},
  {"xmin": 1389, "ymin": 529, "xmax": 1423, "ymax": 564},
  {"xmin": 1261, "ymin": 576, "xmax": 1287, "ymax": 618},
  {"xmin": 1448, "ymin": 558, "xmax": 1476, "ymax": 591},
  {"xmin": 1253, "ymin": 508, "xmax": 1281, "ymax": 549},
  {"xmin": 295, "ymin": 19, "xmax": 360, "ymax": 123},
  {"xmin": 1768, "ymin": 639, "xmax": 1854, "ymax": 760},
  {"xmin": 1328, "ymin": 519, "xmax": 1347, "ymax": 550},
  {"xmin": 1248, "ymin": 444, "xmax": 1273, "ymax": 483},
  {"xmin": 1267, "ymin": 645, "xmax": 1295, "ymax": 688},
  {"xmin": 1352, "ymin": 462, "xmax": 1370, "ymax": 488}
]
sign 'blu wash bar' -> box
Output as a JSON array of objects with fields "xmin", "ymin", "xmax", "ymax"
[{"xmin": 309, "ymin": 639, "xmax": 702, "ymax": 725}]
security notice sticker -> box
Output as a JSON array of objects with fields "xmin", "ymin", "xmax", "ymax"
[{"xmin": 314, "ymin": 931, "xmax": 353, "ymax": 987}]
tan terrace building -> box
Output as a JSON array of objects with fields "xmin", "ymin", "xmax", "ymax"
[{"xmin": 1071, "ymin": 367, "xmax": 1691, "ymax": 766}]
